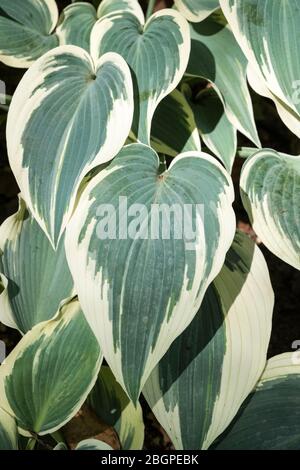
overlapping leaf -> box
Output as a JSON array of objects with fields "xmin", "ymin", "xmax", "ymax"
[
  {"xmin": 185, "ymin": 85, "xmax": 237, "ymax": 172},
  {"xmin": 88, "ymin": 366, "xmax": 144, "ymax": 450},
  {"xmin": 186, "ymin": 16, "xmax": 260, "ymax": 146},
  {"xmin": 57, "ymin": 0, "xmax": 144, "ymax": 52},
  {"xmin": 143, "ymin": 232, "xmax": 274, "ymax": 449},
  {"xmin": 240, "ymin": 149, "xmax": 300, "ymax": 270},
  {"xmin": 7, "ymin": 45, "xmax": 133, "ymax": 247},
  {"xmin": 174, "ymin": 0, "xmax": 220, "ymax": 22},
  {"xmin": 91, "ymin": 8, "xmax": 190, "ymax": 143},
  {"xmin": 65, "ymin": 143, "xmax": 235, "ymax": 403},
  {"xmin": 212, "ymin": 353, "xmax": 300, "ymax": 450},
  {"xmin": 0, "ymin": 299, "xmax": 102, "ymax": 435},
  {"xmin": 0, "ymin": 0, "xmax": 59, "ymax": 68},
  {"xmin": 220, "ymin": 0, "xmax": 300, "ymax": 138},
  {"xmin": 151, "ymin": 89, "xmax": 201, "ymax": 157},
  {"xmin": 0, "ymin": 408, "xmax": 17, "ymax": 450},
  {"xmin": 0, "ymin": 198, "xmax": 73, "ymax": 334}
]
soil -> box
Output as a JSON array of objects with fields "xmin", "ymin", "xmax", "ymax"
[{"xmin": 0, "ymin": 0, "xmax": 300, "ymax": 450}]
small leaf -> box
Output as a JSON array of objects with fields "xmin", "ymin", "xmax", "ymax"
[
  {"xmin": 186, "ymin": 16, "xmax": 260, "ymax": 146},
  {"xmin": 0, "ymin": 197, "xmax": 73, "ymax": 333},
  {"xmin": 187, "ymin": 86, "xmax": 237, "ymax": 172},
  {"xmin": 88, "ymin": 366, "xmax": 145, "ymax": 450},
  {"xmin": 240, "ymin": 148, "xmax": 300, "ymax": 270},
  {"xmin": 151, "ymin": 89, "xmax": 201, "ymax": 157},
  {"xmin": 0, "ymin": 298, "xmax": 102, "ymax": 435}
]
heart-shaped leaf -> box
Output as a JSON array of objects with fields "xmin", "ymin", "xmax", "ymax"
[
  {"xmin": 174, "ymin": 0, "xmax": 220, "ymax": 22},
  {"xmin": 0, "ymin": 298, "xmax": 102, "ymax": 435},
  {"xmin": 0, "ymin": 0, "xmax": 59, "ymax": 68},
  {"xmin": 212, "ymin": 353, "xmax": 300, "ymax": 450},
  {"xmin": 220, "ymin": 0, "xmax": 300, "ymax": 138},
  {"xmin": 65, "ymin": 143, "xmax": 235, "ymax": 403},
  {"xmin": 90, "ymin": 9, "xmax": 190, "ymax": 144},
  {"xmin": 240, "ymin": 149, "xmax": 300, "ymax": 270},
  {"xmin": 7, "ymin": 45, "xmax": 134, "ymax": 247},
  {"xmin": 143, "ymin": 231, "xmax": 274, "ymax": 449},
  {"xmin": 57, "ymin": 0, "xmax": 144, "ymax": 52},
  {"xmin": 0, "ymin": 198, "xmax": 73, "ymax": 334},
  {"xmin": 186, "ymin": 16, "xmax": 260, "ymax": 146}
]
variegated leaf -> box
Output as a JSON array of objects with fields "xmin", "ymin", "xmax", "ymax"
[
  {"xmin": 220, "ymin": 0, "xmax": 300, "ymax": 138},
  {"xmin": 57, "ymin": 0, "xmax": 144, "ymax": 52},
  {"xmin": 174, "ymin": 0, "xmax": 219, "ymax": 23},
  {"xmin": 88, "ymin": 366, "xmax": 144, "ymax": 450},
  {"xmin": 185, "ymin": 85, "xmax": 237, "ymax": 172},
  {"xmin": 0, "ymin": 198, "xmax": 73, "ymax": 334},
  {"xmin": 54, "ymin": 439, "xmax": 113, "ymax": 450},
  {"xmin": 143, "ymin": 231, "xmax": 274, "ymax": 449},
  {"xmin": 97, "ymin": 0, "xmax": 144, "ymax": 22},
  {"xmin": 0, "ymin": 0, "xmax": 59, "ymax": 68},
  {"xmin": 7, "ymin": 46, "xmax": 133, "ymax": 247},
  {"xmin": 0, "ymin": 298, "xmax": 102, "ymax": 435},
  {"xmin": 65, "ymin": 143, "xmax": 235, "ymax": 403},
  {"xmin": 151, "ymin": 89, "xmax": 201, "ymax": 157},
  {"xmin": 91, "ymin": 8, "xmax": 190, "ymax": 144},
  {"xmin": 0, "ymin": 407, "xmax": 18, "ymax": 450},
  {"xmin": 56, "ymin": 3, "xmax": 97, "ymax": 51},
  {"xmin": 240, "ymin": 149, "xmax": 300, "ymax": 270},
  {"xmin": 212, "ymin": 353, "xmax": 300, "ymax": 450},
  {"xmin": 186, "ymin": 16, "xmax": 260, "ymax": 146}
]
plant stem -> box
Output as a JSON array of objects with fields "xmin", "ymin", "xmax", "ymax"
[
  {"xmin": 146, "ymin": 0, "xmax": 156, "ymax": 20},
  {"xmin": 26, "ymin": 438, "xmax": 36, "ymax": 450}
]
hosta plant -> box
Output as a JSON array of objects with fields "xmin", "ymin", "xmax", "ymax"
[{"xmin": 0, "ymin": 0, "xmax": 299, "ymax": 451}]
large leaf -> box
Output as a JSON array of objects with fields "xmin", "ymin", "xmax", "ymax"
[
  {"xmin": 0, "ymin": 198, "xmax": 73, "ymax": 334},
  {"xmin": 88, "ymin": 366, "xmax": 144, "ymax": 450},
  {"xmin": 0, "ymin": 408, "xmax": 18, "ymax": 450},
  {"xmin": 151, "ymin": 89, "xmax": 201, "ymax": 157},
  {"xmin": 220, "ymin": 0, "xmax": 300, "ymax": 138},
  {"xmin": 143, "ymin": 231, "xmax": 274, "ymax": 450},
  {"xmin": 0, "ymin": 0, "xmax": 59, "ymax": 68},
  {"xmin": 240, "ymin": 149, "xmax": 300, "ymax": 270},
  {"xmin": 57, "ymin": 0, "xmax": 144, "ymax": 52},
  {"xmin": 7, "ymin": 45, "xmax": 133, "ymax": 248},
  {"xmin": 65, "ymin": 143, "xmax": 235, "ymax": 403},
  {"xmin": 186, "ymin": 16, "xmax": 260, "ymax": 146},
  {"xmin": 91, "ymin": 8, "xmax": 190, "ymax": 144},
  {"xmin": 212, "ymin": 353, "xmax": 300, "ymax": 450},
  {"xmin": 174, "ymin": 0, "xmax": 220, "ymax": 22},
  {"xmin": 185, "ymin": 85, "xmax": 237, "ymax": 172},
  {"xmin": 0, "ymin": 298, "xmax": 102, "ymax": 435}
]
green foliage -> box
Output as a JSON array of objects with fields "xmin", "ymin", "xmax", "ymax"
[{"xmin": 0, "ymin": 0, "xmax": 299, "ymax": 451}]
